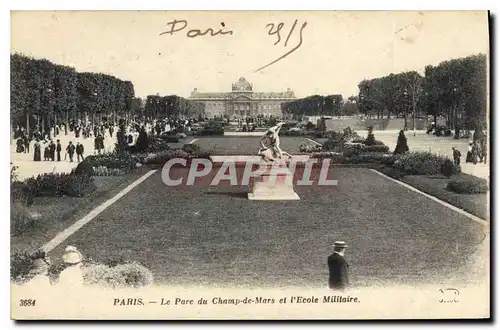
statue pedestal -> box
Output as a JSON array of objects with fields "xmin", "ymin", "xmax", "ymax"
[{"xmin": 248, "ymin": 163, "xmax": 300, "ymax": 200}]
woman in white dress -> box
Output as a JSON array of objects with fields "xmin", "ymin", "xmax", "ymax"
[{"xmin": 58, "ymin": 246, "xmax": 84, "ymax": 288}]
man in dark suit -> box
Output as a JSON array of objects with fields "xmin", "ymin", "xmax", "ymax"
[
  {"xmin": 56, "ymin": 139, "xmax": 62, "ymax": 161},
  {"xmin": 328, "ymin": 241, "xmax": 349, "ymax": 290}
]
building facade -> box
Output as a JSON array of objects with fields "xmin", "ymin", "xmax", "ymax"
[{"xmin": 188, "ymin": 77, "xmax": 296, "ymax": 118}]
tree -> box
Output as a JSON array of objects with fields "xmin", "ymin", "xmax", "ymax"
[
  {"xmin": 54, "ymin": 64, "xmax": 78, "ymax": 132},
  {"xmin": 342, "ymin": 96, "xmax": 359, "ymax": 116},
  {"xmin": 394, "ymin": 130, "xmax": 409, "ymax": 154},
  {"xmin": 365, "ymin": 125, "xmax": 376, "ymax": 146},
  {"xmin": 135, "ymin": 126, "xmax": 148, "ymax": 152},
  {"xmin": 10, "ymin": 54, "xmax": 30, "ymax": 135},
  {"xmin": 115, "ymin": 118, "xmax": 128, "ymax": 154}
]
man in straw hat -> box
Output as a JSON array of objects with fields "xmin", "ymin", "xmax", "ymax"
[
  {"xmin": 327, "ymin": 241, "xmax": 349, "ymax": 290},
  {"xmin": 58, "ymin": 246, "xmax": 84, "ymax": 287}
]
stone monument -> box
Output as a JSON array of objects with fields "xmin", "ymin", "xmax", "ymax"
[{"xmin": 248, "ymin": 122, "xmax": 300, "ymax": 200}]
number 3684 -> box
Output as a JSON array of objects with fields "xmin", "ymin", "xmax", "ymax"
[{"xmin": 19, "ymin": 299, "xmax": 36, "ymax": 307}]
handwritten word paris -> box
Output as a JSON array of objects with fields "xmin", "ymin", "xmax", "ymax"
[{"xmin": 158, "ymin": 19, "xmax": 307, "ymax": 72}]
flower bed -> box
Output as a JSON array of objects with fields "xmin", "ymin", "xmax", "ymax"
[{"xmin": 75, "ymin": 152, "xmax": 137, "ymax": 176}]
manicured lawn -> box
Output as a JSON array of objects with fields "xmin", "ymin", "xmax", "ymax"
[
  {"xmin": 192, "ymin": 136, "xmax": 318, "ymax": 155},
  {"xmin": 398, "ymin": 173, "xmax": 488, "ymax": 221},
  {"xmin": 10, "ymin": 167, "xmax": 151, "ymax": 253},
  {"xmin": 46, "ymin": 167, "xmax": 488, "ymax": 288}
]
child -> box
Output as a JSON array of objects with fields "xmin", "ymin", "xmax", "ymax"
[{"xmin": 452, "ymin": 147, "xmax": 462, "ymax": 166}]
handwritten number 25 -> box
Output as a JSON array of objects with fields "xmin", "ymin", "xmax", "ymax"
[{"xmin": 255, "ymin": 20, "xmax": 307, "ymax": 73}]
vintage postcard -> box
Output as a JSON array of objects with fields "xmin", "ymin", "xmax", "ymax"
[{"xmin": 10, "ymin": 10, "xmax": 490, "ymax": 320}]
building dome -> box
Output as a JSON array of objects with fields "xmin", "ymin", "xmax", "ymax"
[{"xmin": 232, "ymin": 77, "xmax": 252, "ymax": 92}]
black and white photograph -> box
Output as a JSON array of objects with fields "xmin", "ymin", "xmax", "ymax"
[{"xmin": 9, "ymin": 10, "xmax": 490, "ymax": 320}]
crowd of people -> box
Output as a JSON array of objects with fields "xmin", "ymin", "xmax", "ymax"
[
  {"xmin": 12, "ymin": 116, "xmax": 205, "ymax": 164},
  {"xmin": 13, "ymin": 121, "xmax": 111, "ymax": 163},
  {"xmin": 452, "ymin": 131, "xmax": 488, "ymax": 166}
]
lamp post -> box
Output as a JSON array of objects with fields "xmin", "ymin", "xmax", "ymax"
[
  {"xmin": 452, "ymin": 87, "xmax": 459, "ymax": 139},
  {"xmin": 403, "ymin": 90, "xmax": 408, "ymax": 131},
  {"xmin": 46, "ymin": 88, "xmax": 54, "ymax": 139},
  {"xmin": 92, "ymin": 92, "xmax": 98, "ymax": 127}
]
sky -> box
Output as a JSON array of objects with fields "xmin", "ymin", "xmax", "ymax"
[{"xmin": 10, "ymin": 11, "xmax": 489, "ymax": 99}]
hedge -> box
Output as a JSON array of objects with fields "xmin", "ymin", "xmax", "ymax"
[
  {"xmin": 447, "ymin": 176, "xmax": 489, "ymax": 194},
  {"xmin": 23, "ymin": 171, "xmax": 96, "ymax": 198},
  {"xmin": 75, "ymin": 152, "xmax": 137, "ymax": 176},
  {"xmin": 394, "ymin": 151, "xmax": 460, "ymax": 176},
  {"xmin": 143, "ymin": 149, "xmax": 191, "ymax": 166}
]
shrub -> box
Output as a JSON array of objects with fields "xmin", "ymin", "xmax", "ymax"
[
  {"xmin": 23, "ymin": 172, "xmax": 96, "ymax": 197},
  {"xmin": 447, "ymin": 176, "xmax": 488, "ymax": 194},
  {"xmin": 196, "ymin": 121, "xmax": 224, "ymax": 136},
  {"xmin": 92, "ymin": 166, "xmax": 126, "ymax": 177},
  {"xmin": 115, "ymin": 119, "xmax": 128, "ymax": 154},
  {"xmin": 79, "ymin": 152, "xmax": 136, "ymax": 173},
  {"xmin": 10, "ymin": 249, "xmax": 47, "ymax": 283},
  {"xmin": 182, "ymin": 143, "xmax": 201, "ymax": 154},
  {"xmin": 311, "ymin": 152, "xmax": 345, "ymax": 163},
  {"xmin": 363, "ymin": 145, "xmax": 390, "ymax": 153},
  {"xmin": 11, "ymin": 202, "xmax": 39, "ymax": 236},
  {"xmin": 182, "ymin": 143, "xmax": 212, "ymax": 159},
  {"xmin": 146, "ymin": 137, "xmax": 171, "ymax": 153},
  {"xmin": 394, "ymin": 130, "xmax": 409, "ymax": 154},
  {"xmin": 322, "ymin": 138, "xmax": 340, "ymax": 152},
  {"xmin": 345, "ymin": 152, "xmax": 387, "ymax": 164},
  {"xmin": 74, "ymin": 159, "xmax": 95, "ymax": 176},
  {"xmin": 299, "ymin": 144, "xmax": 322, "ymax": 153},
  {"xmin": 305, "ymin": 122, "xmax": 316, "ymax": 130},
  {"xmin": 380, "ymin": 154, "xmax": 398, "ymax": 166},
  {"xmin": 364, "ymin": 126, "xmax": 376, "ymax": 146},
  {"xmin": 83, "ymin": 262, "xmax": 154, "ymax": 288},
  {"xmin": 134, "ymin": 128, "xmax": 149, "ymax": 152},
  {"xmin": 62, "ymin": 172, "xmax": 96, "ymax": 197},
  {"xmin": 343, "ymin": 142, "xmax": 364, "ymax": 157},
  {"xmin": 394, "ymin": 152, "xmax": 460, "ymax": 176},
  {"xmin": 11, "ymin": 251, "xmax": 34, "ymax": 283},
  {"xmin": 11, "ymin": 180, "xmax": 34, "ymax": 206},
  {"xmin": 143, "ymin": 149, "xmax": 190, "ymax": 165},
  {"xmin": 440, "ymin": 159, "xmax": 455, "ymax": 178}
]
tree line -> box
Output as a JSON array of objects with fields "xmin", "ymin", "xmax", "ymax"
[
  {"xmin": 10, "ymin": 53, "xmax": 206, "ymax": 137},
  {"xmin": 282, "ymin": 53, "xmax": 487, "ymax": 136},
  {"xmin": 282, "ymin": 94, "xmax": 359, "ymax": 119},
  {"xmin": 144, "ymin": 94, "xmax": 205, "ymax": 121},
  {"xmin": 11, "ymin": 53, "xmax": 136, "ymax": 136}
]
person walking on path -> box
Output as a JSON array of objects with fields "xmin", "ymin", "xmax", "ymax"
[
  {"xmin": 23, "ymin": 135, "xmax": 30, "ymax": 154},
  {"xmin": 327, "ymin": 241, "xmax": 350, "ymax": 290},
  {"xmin": 66, "ymin": 141, "xmax": 76, "ymax": 162},
  {"xmin": 452, "ymin": 147, "xmax": 462, "ymax": 166},
  {"xmin": 76, "ymin": 142, "xmax": 85, "ymax": 163},
  {"xmin": 33, "ymin": 139, "xmax": 41, "ymax": 161},
  {"xmin": 56, "ymin": 139, "xmax": 62, "ymax": 161},
  {"xmin": 49, "ymin": 140, "xmax": 56, "ymax": 161}
]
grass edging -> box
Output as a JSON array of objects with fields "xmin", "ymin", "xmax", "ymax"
[
  {"xmin": 11, "ymin": 166, "xmax": 152, "ymax": 253},
  {"xmin": 370, "ymin": 169, "xmax": 488, "ymax": 223}
]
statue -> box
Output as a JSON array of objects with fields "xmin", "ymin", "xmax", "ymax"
[
  {"xmin": 257, "ymin": 122, "xmax": 293, "ymax": 164},
  {"xmin": 249, "ymin": 122, "xmax": 300, "ymax": 200}
]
